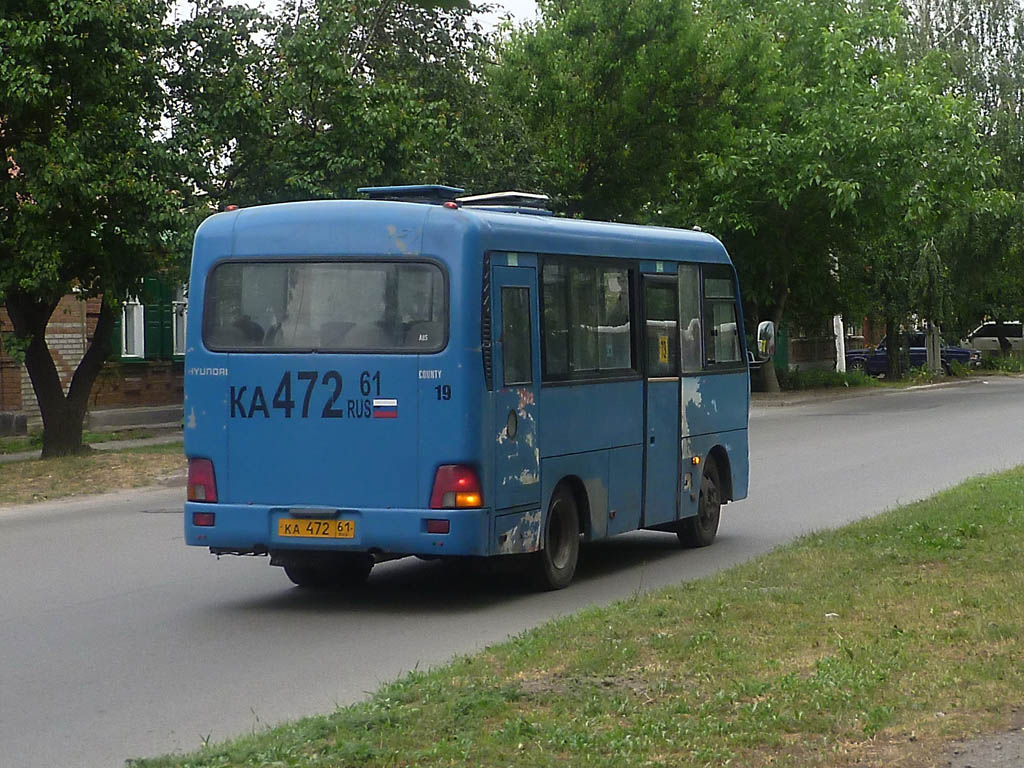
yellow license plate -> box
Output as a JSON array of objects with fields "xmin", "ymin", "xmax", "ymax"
[{"xmin": 277, "ymin": 518, "xmax": 355, "ymax": 539}]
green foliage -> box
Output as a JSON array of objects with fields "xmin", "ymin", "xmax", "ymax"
[
  {"xmin": 130, "ymin": 468, "xmax": 1024, "ymax": 767},
  {"xmin": 902, "ymin": 0, "xmax": 1024, "ymax": 336},
  {"xmin": 0, "ymin": 332, "xmax": 28, "ymax": 365},
  {"xmin": 907, "ymin": 365, "xmax": 942, "ymax": 385},
  {"xmin": 948, "ymin": 359, "xmax": 972, "ymax": 377},
  {"xmin": 492, "ymin": 0, "xmax": 716, "ymax": 220},
  {"xmin": 493, "ymin": 0, "xmax": 996, "ymax": 355},
  {"xmin": 0, "ymin": 0, "xmax": 189, "ymax": 303},
  {"xmin": 777, "ymin": 368, "xmax": 875, "ymax": 391},
  {"xmin": 981, "ymin": 354, "xmax": 1024, "ymax": 373},
  {"xmin": 1, "ymin": 0, "xmax": 193, "ymax": 454},
  {"xmin": 165, "ymin": 0, "xmax": 495, "ymax": 208}
]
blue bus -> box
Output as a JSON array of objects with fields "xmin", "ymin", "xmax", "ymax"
[{"xmin": 184, "ymin": 185, "xmax": 759, "ymax": 590}]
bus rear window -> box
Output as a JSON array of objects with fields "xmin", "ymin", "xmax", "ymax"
[{"xmin": 203, "ymin": 261, "xmax": 447, "ymax": 353}]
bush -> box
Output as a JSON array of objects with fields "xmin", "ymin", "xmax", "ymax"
[
  {"xmin": 777, "ymin": 367, "xmax": 875, "ymax": 391},
  {"xmin": 981, "ymin": 354, "xmax": 1024, "ymax": 373},
  {"xmin": 949, "ymin": 360, "xmax": 971, "ymax": 377},
  {"xmin": 908, "ymin": 365, "xmax": 942, "ymax": 384}
]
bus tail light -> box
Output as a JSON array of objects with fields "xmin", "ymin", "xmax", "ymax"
[
  {"xmin": 430, "ymin": 465, "xmax": 483, "ymax": 509},
  {"xmin": 188, "ymin": 458, "xmax": 218, "ymax": 503}
]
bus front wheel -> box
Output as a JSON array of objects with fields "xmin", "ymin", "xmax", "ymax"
[
  {"xmin": 531, "ymin": 485, "xmax": 580, "ymax": 590},
  {"xmin": 677, "ymin": 458, "xmax": 721, "ymax": 548}
]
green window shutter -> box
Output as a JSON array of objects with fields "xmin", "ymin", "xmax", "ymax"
[
  {"xmin": 144, "ymin": 277, "xmax": 166, "ymax": 360},
  {"xmin": 161, "ymin": 287, "xmax": 175, "ymax": 360},
  {"xmin": 112, "ymin": 311, "xmax": 124, "ymax": 359}
]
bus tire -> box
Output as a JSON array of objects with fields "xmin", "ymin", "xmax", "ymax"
[
  {"xmin": 677, "ymin": 458, "xmax": 721, "ymax": 548},
  {"xmin": 283, "ymin": 565, "xmax": 329, "ymax": 588},
  {"xmin": 531, "ymin": 485, "xmax": 580, "ymax": 590},
  {"xmin": 284, "ymin": 554, "xmax": 373, "ymax": 588},
  {"xmin": 327, "ymin": 554, "xmax": 374, "ymax": 587}
]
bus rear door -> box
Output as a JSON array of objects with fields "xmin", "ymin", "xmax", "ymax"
[{"xmin": 490, "ymin": 261, "xmax": 541, "ymax": 512}]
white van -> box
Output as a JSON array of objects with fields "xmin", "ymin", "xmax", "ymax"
[{"xmin": 964, "ymin": 321, "xmax": 1024, "ymax": 353}]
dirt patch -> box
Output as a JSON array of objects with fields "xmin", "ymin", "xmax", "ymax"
[
  {"xmin": 0, "ymin": 449, "xmax": 185, "ymax": 505},
  {"xmin": 942, "ymin": 714, "xmax": 1024, "ymax": 768}
]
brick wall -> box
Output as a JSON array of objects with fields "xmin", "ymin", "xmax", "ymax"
[
  {"xmin": 91, "ymin": 361, "xmax": 184, "ymax": 408},
  {"xmin": 14, "ymin": 294, "xmax": 88, "ymax": 425},
  {"xmin": 0, "ymin": 294, "xmax": 184, "ymax": 428},
  {"xmin": 0, "ymin": 306, "xmax": 21, "ymax": 412}
]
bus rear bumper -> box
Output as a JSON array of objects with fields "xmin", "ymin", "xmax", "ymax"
[{"xmin": 184, "ymin": 502, "xmax": 491, "ymax": 557}]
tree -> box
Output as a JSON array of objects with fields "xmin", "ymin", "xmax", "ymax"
[
  {"xmin": 495, "ymin": 0, "xmax": 992, "ymax": 387},
  {"xmin": 166, "ymin": 0, "xmax": 495, "ymax": 210},
  {"xmin": 489, "ymin": 0, "xmax": 725, "ymax": 220},
  {"xmin": 0, "ymin": 0, "xmax": 188, "ymax": 456},
  {"xmin": 903, "ymin": 0, "xmax": 1024, "ymax": 341}
]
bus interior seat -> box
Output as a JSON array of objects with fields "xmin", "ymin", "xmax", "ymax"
[
  {"xmin": 232, "ymin": 316, "xmax": 265, "ymax": 344},
  {"xmin": 345, "ymin": 323, "xmax": 391, "ymax": 349},
  {"xmin": 319, "ymin": 321, "xmax": 355, "ymax": 347}
]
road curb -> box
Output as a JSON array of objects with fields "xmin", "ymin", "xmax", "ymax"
[
  {"xmin": 751, "ymin": 375, "xmax": 998, "ymax": 409},
  {"xmin": 0, "ymin": 483, "xmax": 184, "ymax": 521},
  {"xmin": 0, "ymin": 433, "xmax": 182, "ymax": 465}
]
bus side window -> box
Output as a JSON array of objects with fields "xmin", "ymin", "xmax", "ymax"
[
  {"xmin": 678, "ymin": 264, "xmax": 702, "ymax": 373},
  {"xmin": 702, "ymin": 266, "xmax": 742, "ymax": 366},
  {"xmin": 541, "ymin": 258, "xmax": 633, "ymax": 380},
  {"xmin": 644, "ymin": 279, "xmax": 678, "ymax": 377},
  {"xmin": 501, "ymin": 287, "xmax": 533, "ymax": 385}
]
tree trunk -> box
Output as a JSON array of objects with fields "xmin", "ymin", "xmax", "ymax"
[
  {"xmin": 925, "ymin": 321, "xmax": 941, "ymax": 374},
  {"xmin": 885, "ymin": 315, "xmax": 907, "ymax": 380},
  {"xmin": 5, "ymin": 291, "xmax": 116, "ymax": 457},
  {"xmin": 759, "ymin": 277, "xmax": 790, "ymax": 394}
]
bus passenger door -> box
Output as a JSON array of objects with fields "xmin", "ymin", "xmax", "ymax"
[
  {"xmin": 491, "ymin": 264, "xmax": 541, "ymax": 511},
  {"xmin": 642, "ymin": 274, "xmax": 681, "ymax": 527}
]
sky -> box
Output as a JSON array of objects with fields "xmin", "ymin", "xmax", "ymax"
[{"xmin": 169, "ymin": 0, "xmax": 539, "ymax": 29}]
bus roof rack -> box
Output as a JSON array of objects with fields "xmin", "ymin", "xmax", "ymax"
[
  {"xmin": 457, "ymin": 191, "xmax": 551, "ymax": 209},
  {"xmin": 357, "ymin": 185, "xmax": 466, "ymax": 204}
]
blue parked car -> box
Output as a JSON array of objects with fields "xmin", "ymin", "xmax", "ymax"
[{"xmin": 846, "ymin": 333, "xmax": 982, "ymax": 375}]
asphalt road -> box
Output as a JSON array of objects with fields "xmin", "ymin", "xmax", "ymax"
[{"xmin": 2, "ymin": 377, "xmax": 1023, "ymax": 768}]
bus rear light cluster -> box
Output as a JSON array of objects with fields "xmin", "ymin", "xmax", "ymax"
[
  {"xmin": 187, "ymin": 458, "xmax": 218, "ymax": 503},
  {"xmin": 430, "ymin": 465, "xmax": 482, "ymax": 509}
]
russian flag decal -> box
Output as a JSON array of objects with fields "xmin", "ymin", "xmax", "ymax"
[{"xmin": 372, "ymin": 398, "xmax": 398, "ymax": 419}]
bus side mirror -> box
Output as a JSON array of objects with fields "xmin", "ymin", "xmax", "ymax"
[{"xmin": 757, "ymin": 321, "xmax": 776, "ymax": 359}]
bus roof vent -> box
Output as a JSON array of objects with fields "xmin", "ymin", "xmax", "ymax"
[
  {"xmin": 357, "ymin": 185, "xmax": 466, "ymax": 204},
  {"xmin": 457, "ymin": 191, "xmax": 552, "ymax": 215}
]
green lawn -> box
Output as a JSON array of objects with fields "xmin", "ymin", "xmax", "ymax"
[
  {"xmin": 0, "ymin": 428, "xmax": 160, "ymax": 454},
  {"xmin": 131, "ymin": 468, "xmax": 1024, "ymax": 768}
]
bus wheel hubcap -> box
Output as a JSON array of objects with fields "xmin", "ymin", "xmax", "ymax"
[{"xmin": 549, "ymin": 503, "xmax": 572, "ymax": 569}]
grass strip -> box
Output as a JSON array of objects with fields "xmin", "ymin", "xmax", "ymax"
[
  {"xmin": 133, "ymin": 468, "xmax": 1024, "ymax": 768},
  {"xmin": 0, "ymin": 442, "xmax": 184, "ymax": 505},
  {"xmin": 0, "ymin": 428, "xmax": 163, "ymax": 454}
]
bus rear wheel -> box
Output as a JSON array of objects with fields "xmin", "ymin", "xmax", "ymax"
[
  {"xmin": 283, "ymin": 554, "xmax": 373, "ymax": 588},
  {"xmin": 677, "ymin": 458, "xmax": 721, "ymax": 548},
  {"xmin": 531, "ymin": 485, "xmax": 580, "ymax": 590}
]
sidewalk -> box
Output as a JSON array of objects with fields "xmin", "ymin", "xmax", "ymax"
[
  {"xmin": 0, "ymin": 432, "xmax": 182, "ymax": 465},
  {"xmin": 750, "ymin": 375, "xmax": 988, "ymax": 408}
]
